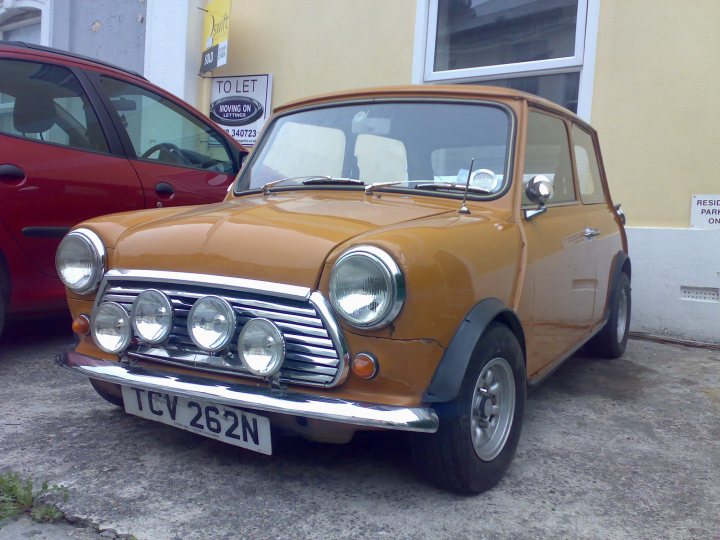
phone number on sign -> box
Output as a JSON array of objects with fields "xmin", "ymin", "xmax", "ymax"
[{"xmin": 226, "ymin": 128, "xmax": 257, "ymax": 138}]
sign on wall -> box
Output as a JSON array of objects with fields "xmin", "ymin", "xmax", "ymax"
[
  {"xmin": 200, "ymin": 0, "xmax": 232, "ymax": 73},
  {"xmin": 210, "ymin": 75, "xmax": 273, "ymax": 147},
  {"xmin": 690, "ymin": 194, "xmax": 720, "ymax": 229}
]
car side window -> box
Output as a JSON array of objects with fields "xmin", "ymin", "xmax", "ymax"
[
  {"xmin": 572, "ymin": 124, "xmax": 606, "ymax": 204},
  {"xmin": 0, "ymin": 59, "xmax": 109, "ymax": 153},
  {"xmin": 99, "ymin": 76, "xmax": 233, "ymax": 173},
  {"xmin": 523, "ymin": 111, "xmax": 576, "ymax": 206}
]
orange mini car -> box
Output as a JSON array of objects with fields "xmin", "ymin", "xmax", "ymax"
[{"xmin": 57, "ymin": 86, "xmax": 630, "ymax": 494}]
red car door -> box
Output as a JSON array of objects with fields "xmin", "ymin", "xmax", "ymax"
[
  {"xmin": 93, "ymin": 74, "xmax": 239, "ymax": 208},
  {"xmin": 0, "ymin": 58, "xmax": 144, "ymax": 278}
]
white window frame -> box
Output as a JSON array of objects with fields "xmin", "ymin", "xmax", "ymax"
[
  {"xmin": 0, "ymin": 0, "xmax": 53, "ymax": 46},
  {"xmin": 412, "ymin": 0, "xmax": 600, "ymax": 120}
]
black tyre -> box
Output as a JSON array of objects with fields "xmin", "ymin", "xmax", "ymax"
[
  {"xmin": 0, "ymin": 266, "xmax": 6, "ymax": 341},
  {"xmin": 587, "ymin": 272, "xmax": 631, "ymax": 359},
  {"xmin": 0, "ymin": 285, "xmax": 5, "ymax": 341},
  {"xmin": 90, "ymin": 379, "xmax": 124, "ymax": 408},
  {"xmin": 411, "ymin": 323, "xmax": 526, "ymax": 494}
]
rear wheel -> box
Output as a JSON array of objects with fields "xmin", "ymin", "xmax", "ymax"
[
  {"xmin": 588, "ymin": 272, "xmax": 631, "ymax": 359},
  {"xmin": 411, "ymin": 323, "xmax": 526, "ymax": 494},
  {"xmin": 90, "ymin": 379, "xmax": 124, "ymax": 408}
]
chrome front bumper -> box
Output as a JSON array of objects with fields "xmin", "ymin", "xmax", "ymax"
[{"xmin": 59, "ymin": 352, "xmax": 439, "ymax": 433}]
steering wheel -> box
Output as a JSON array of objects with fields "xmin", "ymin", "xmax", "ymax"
[{"xmin": 141, "ymin": 143, "xmax": 192, "ymax": 166}]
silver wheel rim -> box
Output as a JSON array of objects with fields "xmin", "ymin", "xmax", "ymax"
[
  {"xmin": 470, "ymin": 357, "xmax": 516, "ymax": 461},
  {"xmin": 616, "ymin": 287, "xmax": 628, "ymax": 343}
]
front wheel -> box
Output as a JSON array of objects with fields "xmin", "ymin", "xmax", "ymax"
[{"xmin": 411, "ymin": 323, "xmax": 526, "ymax": 494}]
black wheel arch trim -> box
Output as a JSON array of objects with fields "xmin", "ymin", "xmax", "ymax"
[
  {"xmin": 604, "ymin": 251, "xmax": 631, "ymax": 320},
  {"xmin": 423, "ymin": 297, "xmax": 526, "ymax": 403}
]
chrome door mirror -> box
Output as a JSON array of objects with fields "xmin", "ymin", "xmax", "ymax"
[
  {"xmin": 525, "ymin": 175, "xmax": 554, "ymax": 204},
  {"xmin": 523, "ymin": 175, "xmax": 554, "ymax": 221}
]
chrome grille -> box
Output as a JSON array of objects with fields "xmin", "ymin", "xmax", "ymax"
[{"xmin": 97, "ymin": 272, "xmax": 348, "ymax": 388}]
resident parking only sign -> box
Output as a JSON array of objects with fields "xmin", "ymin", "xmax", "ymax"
[
  {"xmin": 691, "ymin": 194, "xmax": 720, "ymax": 229},
  {"xmin": 210, "ymin": 75, "xmax": 272, "ymax": 147}
]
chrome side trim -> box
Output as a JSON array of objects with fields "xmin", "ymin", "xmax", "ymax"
[
  {"xmin": 61, "ymin": 352, "xmax": 438, "ymax": 433},
  {"xmin": 103, "ymin": 269, "xmax": 311, "ymax": 301},
  {"xmin": 309, "ymin": 291, "xmax": 351, "ymax": 386}
]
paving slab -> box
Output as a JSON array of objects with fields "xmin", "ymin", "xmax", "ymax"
[{"xmin": 1, "ymin": 319, "xmax": 719, "ymax": 540}]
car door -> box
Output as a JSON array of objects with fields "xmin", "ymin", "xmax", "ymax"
[
  {"xmin": 93, "ymin": 74, "xmax": 239, "ymax": 208},
  {"xmin": 521, "ymin": 110, "xmax": 597, "ymax": 377},
  {"xmin": 0, "ymin": 57, "xmax": 144, "ymax": 278},
  {"xmin": 571, "ymin": 123, "xmax": 624, "ymax": 322}
]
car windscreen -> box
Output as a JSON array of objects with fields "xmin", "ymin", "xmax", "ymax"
[{"xmin": 234, "ymin": 101, "xmax": 512, "ymax": 197}]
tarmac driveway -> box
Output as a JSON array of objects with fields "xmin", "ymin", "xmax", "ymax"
[{"xmin": 1, "ymin": 319, "xmax": 719, "ymax": 539}]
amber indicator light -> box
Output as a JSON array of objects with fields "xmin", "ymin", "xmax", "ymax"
[
  {"xmin": 352, "ymin": 353, "xmax": 378, "ymax": 379},
  {"xmin": 72, "ymin": 314, "xmax": 91, "ymax": 336}
]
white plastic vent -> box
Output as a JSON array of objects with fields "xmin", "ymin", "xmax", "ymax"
[{"xmin": 680, "ymin": 286, "xmax": 720, "ymax": 303}]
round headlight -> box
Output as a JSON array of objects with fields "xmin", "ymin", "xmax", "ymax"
[
  {"xmin": 187, "ymin": 296, "xmax": 236, "ymax": 351},
  {"xmin": 55, "ymin": 228, "xmax": 105, "ymax": 294},
  {"xmin": 238, "ymin": 318, "xmax": 285, "ymax": 377},
  {"xmin": 329, "ymin": 246, "xmax": 404, "ymax": 329},
  {"xmin": 131, "ymin": 289, "xmax": 173, "ymax": 344},
  {"xmin": 92, "ymin": 302, "xmax": 132, "ymax": 354}
]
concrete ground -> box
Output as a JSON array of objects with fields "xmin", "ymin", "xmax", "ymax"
[{"xmin": 0, "ymin": 318, "xmax": 718, "ymax": 540}]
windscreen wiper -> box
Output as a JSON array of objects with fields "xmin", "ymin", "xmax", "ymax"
[
  {"xmin": 301, "ymin": 176, "xmax": 365, "ymax": 186},
  {"xmin": 413, "ymin": 182, "xmax": 492, "ymax": 194},
  {"xmin": 261, "ymin": 176, "xmax": 364, "ymax": 195},
  {"xmin": 365, "ymin": 180, "xmax": 492, "ymax": 196}
]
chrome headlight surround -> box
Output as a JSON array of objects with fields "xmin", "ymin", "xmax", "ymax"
[
  {"xmin": 329, "ymin": 245, "xmax": 405, "ymax": 329},
  {"xmin": 131, "ymin": 289, "xmax": 174, "ymax": 344},
  {"xmin": 55, "ymin": 228, "xmax": 106, "ymax": 294},
  {"xmin": 238, "ymin": 318, "xmax": 286, "ymax": 377},
  {"xmin": 187, "ymin": 295, "xmax": 237, "ymax": 352},
  {"xmin": 92, "ymin": 301, "xmax": 132, "ymax": 354}
]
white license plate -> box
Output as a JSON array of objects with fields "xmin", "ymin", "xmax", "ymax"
[{"xmin": 121, "ymin": 386, "xmax": 272, "ymax": 455}]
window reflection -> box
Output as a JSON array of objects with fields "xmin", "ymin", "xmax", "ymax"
[{"xmin": 435, "ymin": 0, "xmax": 579, "ymax": 71}]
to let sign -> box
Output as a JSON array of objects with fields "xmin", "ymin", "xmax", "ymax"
[
  {"xmin": 690, "ymin": 195, "xmax": 720, "ymax": 229},
  {"xmin": 210, "ymin": 75, "xmax": 272, "ymax": 147}
]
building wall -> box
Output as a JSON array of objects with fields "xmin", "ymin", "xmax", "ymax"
[
  {"xmin": 592, "ymin": 1, "xmax": 720, "ymax": 343},
  {"xmin": 52, "ymin": 0, "xmax": 147, "ymax": 74},
  {"xmin": 591, "ymin": 0, "xmax": 720, "ymax": 228},
  {"xmin": 203, "ymin": 0, "xmax": 417, "ymax": 109},
  {"xmin": 143, "ymin": 0, "xmax": 719, "ymax": 344}
]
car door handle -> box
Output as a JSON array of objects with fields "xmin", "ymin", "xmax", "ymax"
[
  {"xmin": 155, "ymin": 182, "xmax": 174, "ymax": 196},
  {"xmin": 0, "ymin": 164, "xmax": 26, "ymax": 182},
  {"xmin": 584, "ymin": 227, "xmax": 600, "ymax": 239}
]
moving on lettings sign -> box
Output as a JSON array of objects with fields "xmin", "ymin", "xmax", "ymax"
[{"xmin": 210, "ymin": 75, "xmax": 273, "ymax": 147}]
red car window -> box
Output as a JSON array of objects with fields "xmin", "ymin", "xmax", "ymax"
[{"xmin": 0, "ymin": 59, "xmax": 109, "ymax": 153}]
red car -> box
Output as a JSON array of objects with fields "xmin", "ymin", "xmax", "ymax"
[{"xmin": 0, "ymin": 41, "xmax": 247, "ymax": 337}]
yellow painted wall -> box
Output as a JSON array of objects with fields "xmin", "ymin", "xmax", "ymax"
[
  {"xmin": 591, "ymin": 0, "xmax": 720, "ymax": 227},
  {"xmin": 201, "ymin": 0, "xmax": 416, "ymax": 110}
]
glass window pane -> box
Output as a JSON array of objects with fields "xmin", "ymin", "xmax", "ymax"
[
  {"xmin": 100, "ymin": 76, "xmax": 233, "ymax": 173},
  {"xmin": 263, "ymin": 122, "xmax": 345, "ymax": 181},
  {"xmin": 355, "ymin": 134, "xmax": 407, "ymax": 183},
  {"xmin": 435, "ymin": 0, "xmax": 579, "ymax": 71},
  {"xmin": 523, "ymin": 111, "xmax": 575, "ymax": 205},
  {"xmin": 469, "ymin": 71, "xmax": 580, "ymax": 112},
  {"xmin": 572, "ymin": 124, "xmax": 605, "ymax": 204},
  {"xmin": 0, "ymin": 59, "xmax": 109, "ymax": 153},
  {"xmin": 239, "ymin": 102, "xmax": 511, "ymax": 196}
]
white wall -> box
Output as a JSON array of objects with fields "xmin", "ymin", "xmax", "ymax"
[
  {"xmin": 144, "ymin": 0, "xmax": 204, "ymax": 107},
  {"xmin": 628, "ymin": 228, "xmax": 720, "ymax": 344}
]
